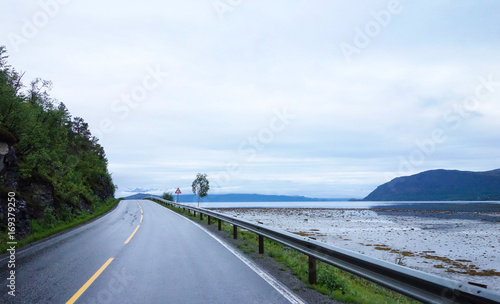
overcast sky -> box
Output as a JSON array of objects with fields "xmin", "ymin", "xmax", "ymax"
[{"xmin": 1, "ymin": 1, "xmax": 499, "ymax": 199}]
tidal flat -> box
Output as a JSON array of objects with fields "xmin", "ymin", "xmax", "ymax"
[{"xmin": 214, "ymin": 207, "xmax": 500, "ymax": 291}]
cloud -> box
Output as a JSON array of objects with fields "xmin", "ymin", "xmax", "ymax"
[{"xmin": 2, "ymin": 1, "xmax": 499, "ymax": 199}]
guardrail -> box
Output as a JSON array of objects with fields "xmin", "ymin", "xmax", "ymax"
[{"xmin": 144, "ymin": 197, "xmax": 500, "ymax": 304}]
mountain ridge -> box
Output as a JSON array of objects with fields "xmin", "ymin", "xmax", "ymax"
[
  {"xmin": 364, "ymin": 169, "xmax": 500, "ymax": 201},
  {"xmin": 124, "ymin": 193, "xmax": 349, "ymax": 202}
]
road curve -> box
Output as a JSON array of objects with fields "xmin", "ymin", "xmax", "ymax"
[{"xmin": 1, "ymin": 200, "xmax": 300, "ymax": 304}]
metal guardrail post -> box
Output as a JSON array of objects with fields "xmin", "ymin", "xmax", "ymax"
[
  {"xmin": 259, "ymin": 235, "xmax": 264, "ymax": 254},
  {"xmin": 208, "ymin": 215, "xmax": 211, "ymax": 225},
  {"xmin": 218, "ymin": 219, "xmax": 222, "ymax": 231},
  {"xmin": 200, "ymin": 212, "xmax": 203, "ymax": 220},
  {"xmin": 309, "ymin": 256, "xmax": 317, "ymax": 285},
  {"xmin": 233, "ymin": 225, "xmax": 238, "ymax": 240}
]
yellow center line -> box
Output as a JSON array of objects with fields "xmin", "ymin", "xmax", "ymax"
[
  {"xmin": 141, "ymin": 209, "xmax": 143, "ymax": 214},
  {"xmin": 66, "ymin": 258, "xmax": 114, "ymax": 304},
  {"xmin": 140, "ymin": 214, "xmax": 143, "ymax": 223},
  {"xmin": 124, "ymin": 225, "xmax": 140, "ymax": 244}
]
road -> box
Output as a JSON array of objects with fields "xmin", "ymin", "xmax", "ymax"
[{"xmin": 1, "ymin": 200, "xmax": 302, "ymax": 303}]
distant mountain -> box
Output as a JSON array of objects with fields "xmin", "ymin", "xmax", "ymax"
[
  {"xmin": 123, "ymin": 193, "xmax": 347, "ymax": 202},
  {"xmin": 364, "ymin": 169, "xmax": 500, "ymax": 201},
  {"xmin": 127, "ymin": 187, "xmax": 158, "ymax": 193},
  {"xmin": 122, "ymin": 193, "xmax": 156, "ymax": 200}
]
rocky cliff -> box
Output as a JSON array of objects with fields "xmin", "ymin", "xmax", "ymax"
[
  {"xmin": 0, "ymin": 132, "xmax": 31, "ymax": 237},
  {"xmin": 1, "ymin": 46, "xmax": 115, "ymax": 239}
]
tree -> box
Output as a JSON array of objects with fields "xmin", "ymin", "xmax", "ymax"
[
  {"xmin": 162, "ymin": 192, "xmax": 173, "ymax": 201},
  {"xmin": 192, "ymin": 173, "xmax": 209, "ymax": 207},
  {"xmin": 0, "ymin": 46, "xmax": 115, "ymax": 232}
]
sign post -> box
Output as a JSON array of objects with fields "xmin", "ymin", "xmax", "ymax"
[{"xmin": 175, "ymin": 188, "xmax": 181, "ymax": 202}]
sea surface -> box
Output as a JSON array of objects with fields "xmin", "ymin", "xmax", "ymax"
[{"xmin": 181, "ymin": 200, "xmax": 500, "ymax": 212}]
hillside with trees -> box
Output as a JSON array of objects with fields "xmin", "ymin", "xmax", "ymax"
[
  {"xmin": 364, "ymin": 169, "xmax": 500, "ymax": 201},
  {"xmin": 0, "ymin": 46, "xmax": 115, "ymax": 240}
]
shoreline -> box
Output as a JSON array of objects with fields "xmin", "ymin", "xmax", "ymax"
[
  {"xmin": 213, "ymin": 206, "xmax": 500, "ymax": 221},
  {"xmin": 214, "ymin": 207, "xmax": 500, "ymax": 292}
]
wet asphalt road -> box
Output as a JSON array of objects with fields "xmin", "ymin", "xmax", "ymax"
[{"xmin": 0, "ymin": 200, "xmax": 296, "ymax": 304}]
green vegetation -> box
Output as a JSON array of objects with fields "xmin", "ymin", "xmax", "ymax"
[
  {"xmin": 162, "ymin": 192, "xmax": 174, "ymax": 201},
  {"xmin": 149, "ymin": 198, "xmax": 420, "ymax": 304},
  {"xmin": 192, "ymin": 173, "xmax": 209, "ymax": 206},
  {"xmin": 0, "ymin": 46, "xmax": 116, "ymax": 247},
  {"xmin": 0, "ymin": 198, "xmax": 117, "ymax": 253}
]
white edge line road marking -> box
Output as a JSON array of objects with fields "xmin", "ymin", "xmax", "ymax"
[{"xmin": 159, "ymin": 203, "xmax": 307, "ymax": 304}]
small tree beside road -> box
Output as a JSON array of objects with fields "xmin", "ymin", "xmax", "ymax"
[
  {"xmin": 162, "ymin": 192, "xmax": 174, "ymax": 201},
  {"xmin": 192, "ymin": 173, "xmax": 209, "ymax": 207}
]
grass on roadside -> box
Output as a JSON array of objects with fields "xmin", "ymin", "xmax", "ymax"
[
  {"xmin": 150, "ymin": 199, "xmax": 421, "ymax": 304},
  {"xmin": 0, "ymin": 198, "xmax": 120, "ymax": 253}
]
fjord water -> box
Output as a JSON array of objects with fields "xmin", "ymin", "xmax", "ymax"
[{"xmin": 183, "ymin": 200, "xmax": 500, "ymax": 211}]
